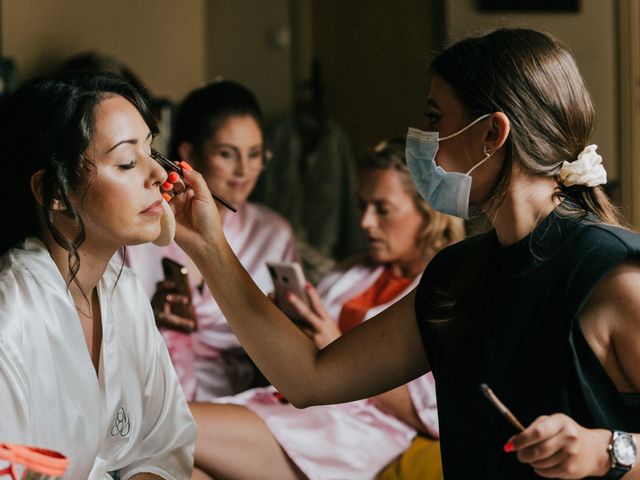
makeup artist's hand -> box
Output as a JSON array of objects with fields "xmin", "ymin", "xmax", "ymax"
[
  {"xmin": 507, "ymin": 413, "xmax": 610, "ymax": 478},
  {"xmin": 168, "ymin": 164, "xmax": 224, "ymax": 253},
  {"xmin": 284, "ymin": 284, "xmax": 341, "ymax": 349}
]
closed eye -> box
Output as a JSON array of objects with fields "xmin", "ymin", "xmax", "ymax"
[{"xmin": 118, "ymin": 159, "xmax": 138, "ymax": 170}]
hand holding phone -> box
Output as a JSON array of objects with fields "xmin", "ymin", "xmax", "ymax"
[
  {"xmin": 267, "ymin": 262, "xmax": 311, "ymax": 323},
  {"xmin": 268, "ymin": 262, "xmax": 343, "ymax": 348},
  {"xmin": 152, "ymin": 257, "xmax": 197, "ymax": 332}
]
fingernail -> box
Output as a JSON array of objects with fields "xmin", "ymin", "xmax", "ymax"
[
  {"xmin": 162, "ymin": 193, "xmax": 172, "ymax": 202},
  {"xmin": 162, "ymin": 181, "xmax": 173, "ymax": 190},
  {"xmin": 180, "ymin": 161, "xmax": 193, "ymax": 171},
  {"xmin": 305, "ymin": 282, "xmax": 313, "ymax": 290},
  {"xmin": 168, "ymin": 172, "xmax": 180, "ymax": 183},
  {"xmin": 273, "ymin": 391, "xmax": 288, "ymax": 403},
  {"xmin": 503, "ymin": 440, "xmax": 515, "ymax": 453}
]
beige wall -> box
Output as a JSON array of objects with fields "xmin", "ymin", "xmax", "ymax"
[
  {"xmin": 617, "ymin": 1, "xmax": 640, "ymax": 225},
  {"xmin": 0, "ymin": 1, "xmax": 621, "ymax": 179},
  {"xmin": 0, "ymin": 0, "xmax": 207, "ymax": 102},
  {"xmin": 312, "ymin": 0, "xmax": 446, "ymax": 155},
  {"xmin": 446, "ymin": 0, "xmax": 619, "ymax": 183},
  {"xmin": 206, "ymin": 0, "xmax": 293, "ymax": 117}
]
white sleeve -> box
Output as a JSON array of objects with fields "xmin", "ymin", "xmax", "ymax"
[
  {"xmin": 0, "ymin": 335, "xmax": 31, "ymax": 444},
  {"xmin": 406, "ymin": 372, "xmax": 440, "ymax": 438},
  {"xmin": 118, "ymin": 311, "xmax": 196, "ymax": 479}
]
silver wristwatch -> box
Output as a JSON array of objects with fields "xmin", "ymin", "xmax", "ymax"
[{"xmin": 607, "ymin": 431, "xmax": 637, "ymax": 479}]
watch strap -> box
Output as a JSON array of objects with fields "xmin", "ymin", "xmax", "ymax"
[{"xmin": 605, "ymin": 464, "xmax": 631, "ymax": 480}]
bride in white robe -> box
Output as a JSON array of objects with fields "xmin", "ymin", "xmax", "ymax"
[{"xmin": 0, "ymin": 72, "xmax": 195, "ymax": 479}]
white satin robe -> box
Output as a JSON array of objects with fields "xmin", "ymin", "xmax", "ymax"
[
  {"xmin": 216, "ymin": 261, "xmax": 438, "ymax": 480},
  {"xmin": 0, "ymin": 238, "xmax": 195, "ymax": 479}
]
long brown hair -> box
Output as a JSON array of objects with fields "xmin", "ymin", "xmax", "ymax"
[
  {"xmin": 427, "ymin": 28, "xmax": 627, "ymax": 344},
  {"xmin": 433, "ymin": 28, "xmax": 625, "ymax": 225}
]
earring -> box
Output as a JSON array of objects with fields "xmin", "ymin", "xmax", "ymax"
[
  {"xmin": 483, "ymin": 145, "xmax": 491, "ymax": 158},
  {"xmin": 52, "ymin": 198, "xmax": 66, "ymax": 211}
]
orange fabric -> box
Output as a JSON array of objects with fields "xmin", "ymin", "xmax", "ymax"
[
  {"xmin": 0, "ymin": 443, "xmax": 69, "ymax": 476},
  {"xmin": 338, "ymin": 268, "xmax": 413, "ymax": 333}
]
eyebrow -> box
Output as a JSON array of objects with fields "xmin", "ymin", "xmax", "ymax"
[
  {"xmin": 106, "ymin": 130, "xmax": 153, "ymax": 153},
  {"xmin": 357, "ymin": 195, "xmax": 394, "ymax": 206},
  {"xmin": 213, "ymin": 142, "xmax": 263, "ymax": 150}
]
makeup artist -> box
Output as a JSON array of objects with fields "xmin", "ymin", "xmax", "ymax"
[
  {"xmin": 169, "ymin": 28, "xmax": 640, "ymax": 479},
  {"xmin": 126, "ymin": 80, "xmax": 298, "ymax": 400}
]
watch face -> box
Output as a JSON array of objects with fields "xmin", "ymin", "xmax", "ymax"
[{"xmin": 613, "ymin": 434, "xmax": 637, "ymax": 467}]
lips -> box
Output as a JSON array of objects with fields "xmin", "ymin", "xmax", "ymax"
[
  {"xmin": 141, "ymin": 199, "xmax": 164, "ymax": 215},
  {"xmin": 227, "ymin": 180, "xmax": 249, "ymax": 190},
  {"xmin": 367, "ymin": 236, "xmax": 384, "ymax": 245}
]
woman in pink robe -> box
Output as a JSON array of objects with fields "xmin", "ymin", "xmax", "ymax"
[
  {"xmin": 126, "ymin": 80, "xmax": 297, "ymax": 400},
  {"xmin": 191, "ymin": 140, "xmax": 465, "ymax": 480}
]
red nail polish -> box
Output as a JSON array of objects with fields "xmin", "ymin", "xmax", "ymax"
[
  {"xmin": 180, "ymin": 161, "xmax": 193, "ymax": 172},
  {"xmin": 168, "ymin": 172, "xmax": 180, "ymax": 183},
  {"xmin": 162, "ymin": 181, "xmax": 173, "ymax": 190},
  {"xmin": 503, "ymin": 440, "xmax": 515, "ymax": 453},
  {"xmin": 273, "ymin": 391, "xmax": 288, "ymax": 403},
  {"xmin": 305, "ymin": 282, "xmax": 312, "ymax": 290},
  {"xmin": 162, "ymin": 193, "xmax": 172, "ymax": 202}
]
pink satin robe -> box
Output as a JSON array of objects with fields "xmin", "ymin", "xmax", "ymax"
[{"xmin": 215, "ymin": 262, "xmax": 438, "ymax": 480}]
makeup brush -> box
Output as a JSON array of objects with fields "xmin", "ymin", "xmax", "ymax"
[{"xmin": 151, "ymin": 149, "xmax": 237, "ymax": 212}]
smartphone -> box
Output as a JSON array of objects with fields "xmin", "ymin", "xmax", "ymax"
[
  {"xmin": 161, "ymin": 257, "xmax": 197, "ymax": 331},
  {"xmin": 266, "ymin": 261, "xmax": 311, "ymax": 324}
]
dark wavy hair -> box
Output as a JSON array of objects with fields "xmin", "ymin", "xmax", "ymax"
[
  {"xmin": 169, "ymin": 80, "xmax": 263, "ymax": 163},
  {"xmin": 0, "ymin": 71, "xmax": 157, "ymax": 285}
]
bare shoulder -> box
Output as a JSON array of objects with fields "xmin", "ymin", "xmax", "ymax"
[
  {"xmin": 585, "ymin": 258, "xmax": 640, "ymax": 317},
  {"xmin": 580, "ymin": 258, "xmax": 640, "ymax": 391}
]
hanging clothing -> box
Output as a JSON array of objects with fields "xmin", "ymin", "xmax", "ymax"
[
  {"xmin": 252, "ymin": 115, "xmax": 364, "ymax": 283},
  {"xmin": 126, "ymin": 202, "xmax": 297, "ymax": 400},
  {"xmin": 215, "ymin": 260, "xmax": 438, "ymax": 480},
  {"xmin": 416, "ymin": 207, "xmax": 640, "ymax": 479},
  {"xmin": 0, "ymin": 237, "xmax": 195, "ymax": 479}
]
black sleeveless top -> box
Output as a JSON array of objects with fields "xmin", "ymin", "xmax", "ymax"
[{"xmin": 415, "ymin": 209, "xmax": 640, "ymax": 479}]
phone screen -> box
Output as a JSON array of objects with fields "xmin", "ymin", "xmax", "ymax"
[{"xmin": 161, "ymin": 257, "xmax": 197, "ymax": 331}]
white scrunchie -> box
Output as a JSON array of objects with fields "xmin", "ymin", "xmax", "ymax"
[{"xmin": 557, "ymin": 144, "xmax": 607, "ymax": 187}]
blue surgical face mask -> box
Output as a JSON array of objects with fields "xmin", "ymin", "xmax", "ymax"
[{"xmin": 406, "ymin": 114, "xmax": 493, "ymax": 219}]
